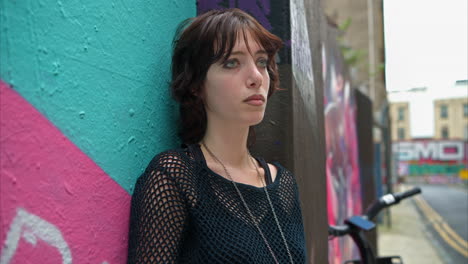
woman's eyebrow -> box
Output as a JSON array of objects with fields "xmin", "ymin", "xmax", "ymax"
[{"xmin": 229, "ymin": 50, "xmax": 268, "ymax": 56}]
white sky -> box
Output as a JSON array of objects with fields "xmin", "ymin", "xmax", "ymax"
[
  {"xmin": 383, "ymin": 0, "xmax": 468, "ymax": 138},
  {"xmin": 384, "ymin": 0, "xmax": 467, "ymax": 91}
]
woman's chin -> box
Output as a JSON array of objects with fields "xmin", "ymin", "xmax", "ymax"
[{"xmin": 245, "ymin": 115, "xmax": 265, "ymax": 126}]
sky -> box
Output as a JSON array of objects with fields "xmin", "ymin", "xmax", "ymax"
[
  {"xmin": 384, "ymin": 0, "xmax": 467, "ymax": 92},
  {"xmin": 383, "ymin": 0, "xmax": 467, "ymax": 138}
]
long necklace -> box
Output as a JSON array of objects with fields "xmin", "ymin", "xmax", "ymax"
[{"xmin": 202, "ymin": 142, "xmax": 294, "ymax": 264}]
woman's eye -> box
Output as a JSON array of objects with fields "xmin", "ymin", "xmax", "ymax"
[
  {"xmin": 257, "ymin": 58, "xmax": 268, "ymax": 68},
  {"xmin": 223, "ymin": 59, "xmax": 239, "ymax": 69}
]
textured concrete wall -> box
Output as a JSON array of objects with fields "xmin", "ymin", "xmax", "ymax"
[
  {"xmin": 0, "ymin": 0, "xmax": 195, "ymax": 194},
  {"xmin": 292, "ymin": 0, "xmax": 328, "ymax": 263},
  {"xmin": 0, "ymin": 0, "xmax": 195, "ymax": 262}
]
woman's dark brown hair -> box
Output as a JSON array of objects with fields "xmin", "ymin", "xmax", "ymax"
[{"xmin": 170, "ymin": 8, "xmax": 283, "ymax": 145}]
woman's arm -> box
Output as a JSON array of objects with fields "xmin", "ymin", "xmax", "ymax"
[{"xmin": 127, "ymin": 155, "xmax": 188, "ymax": 263}]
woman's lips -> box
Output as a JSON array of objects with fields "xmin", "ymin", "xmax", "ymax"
[{"xmin": 244, "ymin": 95, "xmax": 265, "ymax": 106}]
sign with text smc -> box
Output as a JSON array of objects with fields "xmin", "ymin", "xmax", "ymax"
[{"xmin": 394, "ymin": 141, "xmax": 466, "ymax": 161}]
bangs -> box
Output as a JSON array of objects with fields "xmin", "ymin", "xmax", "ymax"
[{"xmin": 207, "ymin": 11, "xmax": 283, "ymax": 64}]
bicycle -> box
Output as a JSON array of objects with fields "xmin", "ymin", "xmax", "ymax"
[{"xmin": 328, "ymin": 187, "xmax": 422, "ymax": 264}]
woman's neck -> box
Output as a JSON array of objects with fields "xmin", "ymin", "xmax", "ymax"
[{"xmin": 201, "ymin": 120, "xmax": 251, "ymax": 168}]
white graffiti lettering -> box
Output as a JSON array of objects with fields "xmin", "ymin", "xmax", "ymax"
[
  {"xmin": 0, "ymin": 208, "xmax": 72, "ymax": 264},
  {"xmin": 393, "ymin": 141, "xmax": 465, "ymax": 161}
]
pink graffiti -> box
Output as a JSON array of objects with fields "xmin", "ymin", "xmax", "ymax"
[{"xmin": 0, "ymin": 81, "xmax": 130, "ymax": 263}]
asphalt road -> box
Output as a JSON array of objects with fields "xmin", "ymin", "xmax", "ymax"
[{"xmin": 417, "ymin": 184, "xmax": 468, "ymax": 263}]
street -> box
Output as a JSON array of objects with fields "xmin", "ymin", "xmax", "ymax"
[{"xmin": 415, "ymin": 184, "xmax": 468, "ymax": 263}]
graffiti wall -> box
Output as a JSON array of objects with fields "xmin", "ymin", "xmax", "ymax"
[
  {"xmin": 1, "ymin": 82, "xmax": 129, "ymax": 263},
  {"xmin": 393, "ymin": 140, "xmax": 468, "ymax": 183},
  {"xmin": 1, "ymin": 1, "xmax": 195, "ymax": 262},
  {"xmin": 323, "ymin": 28, "xmax": 362, "ymax": 263}
]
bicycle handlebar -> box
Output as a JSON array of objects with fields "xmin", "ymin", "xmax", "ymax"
[
  {"xmin": 366, "ymin": 187, "xmax": 421, "ymax": 220},
  {"xmin": 329, "ymin": 187, "xmax": 422, "ymax": 237},
  {"xmin": 394, "ymin": 187, "xmax": 422, "ymax": 201}
]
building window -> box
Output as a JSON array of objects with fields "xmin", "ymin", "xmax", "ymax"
[
  {"xmin": 398, "ymin": 127, "xmax": 405, "ymax": 140},
  {"xmin": 398, "ymin": 107, "xmax": 405, "ymax": 121},
  {"xmin": 441, "ymin": 127, "xmax": 449, "ymax": 139},
  {"xmin": 464, "ymin": 103, "xmax": 468, "ymax": 117},
  {"xmin": 440, "ymin": 104, "xmax": 448, "ymax": 118}
]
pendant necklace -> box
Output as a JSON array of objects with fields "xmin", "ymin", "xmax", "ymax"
[{"xmin": 201, "ymin": 142, "xmax": 294, "ymax": 264}]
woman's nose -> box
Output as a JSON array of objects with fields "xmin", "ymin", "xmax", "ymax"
[{"xmin": 246, "ymin": 63, "xmax": 263, "ymax": 89}]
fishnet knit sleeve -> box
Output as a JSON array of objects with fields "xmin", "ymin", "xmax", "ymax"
[{"xmin": 127, "ymin": 154, "xmax": 188, "ymax": 264}]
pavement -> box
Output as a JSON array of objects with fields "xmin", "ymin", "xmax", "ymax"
[{"xmin": 377, "ymin": 184, "xmax": 445, "ymax": 264}]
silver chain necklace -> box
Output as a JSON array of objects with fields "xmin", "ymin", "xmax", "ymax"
[{"xmin": 201, "ymin": 142, "xmax": 294, "ymax": 264}]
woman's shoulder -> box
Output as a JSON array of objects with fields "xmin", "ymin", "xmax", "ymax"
[
  {"xmin": 266, "ymin": 161, "xmax": 296, "ymax": 181},
  {"xmin": 133, "ymin": 145, "xmax": 198, "ymax": 192},
  {"xmin": 145, "ymin": 145, "xmax": 195, "ymax": 173}
]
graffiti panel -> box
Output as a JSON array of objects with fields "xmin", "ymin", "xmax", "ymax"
[
  {"xmin": 393, "ymin": 140, "xmax": 468, "ymax": 184},
  {"xmin": 0, "ymin": 81, "xmax": 130, "ymax": 263},
  {"xmin": 323, "ymin": 39, "xmax": 362, "ymax": 263},
  {"xmin": 0, "ymin": 0, "xmax": 194, "ymax": 194}
]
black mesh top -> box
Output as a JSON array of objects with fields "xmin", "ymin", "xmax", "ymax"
[{"xmin": 127, "ymin": 144, "xmax": 306, "ymax": 263}]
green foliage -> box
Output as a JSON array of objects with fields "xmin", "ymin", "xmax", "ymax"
[
  {"xmin": 337, "ymin": 18, "xmax": 366, "ymax": 67},
  {"xmin": 370, "ymin": 63, "xmax": 385, "ymax": 76},
  {"xmin": 336, "ymin": 18, "xmax": 385, "ymax": 77},
  {"xmin": 341, "ymin": 45, "xmax": 366, "ymax": 66},
  {"xmin": 338, "ymin": 17, "xmax": 352, "ymax": 32}
]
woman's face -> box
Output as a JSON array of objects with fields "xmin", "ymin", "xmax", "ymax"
[{"xmin": 202, "ymin": 31, "xmax": 270, "ymax": 127}]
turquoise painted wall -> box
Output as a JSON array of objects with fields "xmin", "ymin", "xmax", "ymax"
[{"xmin": 0, "ymin": 0, "xmax": 196, "ymax": 194}]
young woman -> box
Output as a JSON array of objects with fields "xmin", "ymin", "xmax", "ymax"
[{"xmin": 127, "ymin": 8, "xmax": 306, "ymax": 264}]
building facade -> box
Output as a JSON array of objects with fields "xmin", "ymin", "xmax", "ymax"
[
  {"xmin": 434, "ymin": 97, "xmax": 468, "ymax": 140},
  {"xmin": 390, "ymin": 102, "xmax": 411, "ymax": 140},
  {"xmin": 389, "ymin": 81, "xmax": 468, "ymax": 184}
]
